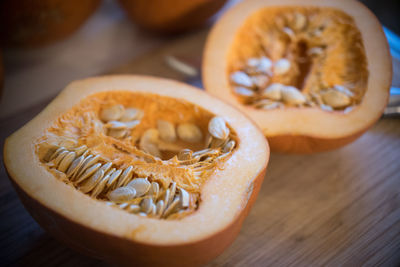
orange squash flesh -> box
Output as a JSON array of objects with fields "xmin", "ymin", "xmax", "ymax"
[
  {"xmin": 203, "ymin": 0, "xmax": 392, "ymax": 153},
  {"xmin": 4, "ymin": 75, "xmax": 269, "ymax": 266}
]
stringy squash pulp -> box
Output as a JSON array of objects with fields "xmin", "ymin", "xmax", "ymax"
[
  {"xmin": 203, "ymin": 0, "xmax": 392, "ymax": 153},
  {"xmin": 4, "ymin": 76, "xmax": 269, "ymax": 266}
]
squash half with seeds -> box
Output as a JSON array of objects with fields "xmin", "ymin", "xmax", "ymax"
[
  {"xmin": 203, "ymin": 0, "xmax": 392, "ymax": 153},
  {"xmin": 4, "ymin": 75, "xmax": 269, "ymax": 266}
]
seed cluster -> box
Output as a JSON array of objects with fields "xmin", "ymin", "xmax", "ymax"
[
  {"xmin": 230, "ymin": 65, "xmax": 355, "ymax": 111},
  {"xmin": 38, "ymin": 100, "xmax": 237, "ymax": 220},
  {"xmin": 228, "ymin": 8, "xmax": 367, "ymax": 112},
  {"xmin": 43, "ymin": 145, "xmax": 193, "ymax": 219},
  {"xmin": 101, "ymin": 105, "xmax": 143, "ymax": 139}
]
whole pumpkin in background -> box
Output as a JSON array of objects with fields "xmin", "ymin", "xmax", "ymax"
[
  {"xmin": 117, "ymin": 0, "xmax": 228, "ymax": 34},
  {"xmin": 0, "ymin": 0, "xmax": 101, "ymax": 48}
]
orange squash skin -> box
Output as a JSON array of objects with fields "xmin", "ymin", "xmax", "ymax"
[
  {"xmin": 0, "ymin": 0, "xmax": 101, "ymax": 47},
  {"xmin": 117, "ymin": 0, "xmax": 227, "ymax": 34},
  {"xmin": 7, "ymin": 167, "xmax": 266, "ymax": 266}
]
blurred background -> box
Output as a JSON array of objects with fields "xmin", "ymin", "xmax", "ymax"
[{"xmin": 0, "ymin": 0, "xmax": 398, "ymax": 119}]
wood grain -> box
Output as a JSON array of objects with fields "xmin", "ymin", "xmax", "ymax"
[{"xmin": 1, "ymin": 29, "xmax": 400, "ymax": 267}]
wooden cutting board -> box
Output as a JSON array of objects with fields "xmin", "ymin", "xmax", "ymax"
[{"xmin": 1, "ymin": 29, "xmax": 400, "ymax": 266}]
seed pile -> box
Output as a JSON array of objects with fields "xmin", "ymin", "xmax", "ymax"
[
  {"xmin": 139, "ymin": 120, "xmax": 204, "ymax": 159},
  {"xmin": 138, "ymin": 116, "xmax": 235, "ymax": 159},
  {"xmin": 42, "ymin": 145, "xmax": 193, "ymax": 219},
  {"xmin": 38, "ymin": 96, "xmax": 237, "ymax": 220},
  {"xmin": 228, "ymin": 7, "xmax": 368, "ymax": 112},
  {"xmin": 101, "ymin": 105, "xmax": 143, "ymax": 139}
]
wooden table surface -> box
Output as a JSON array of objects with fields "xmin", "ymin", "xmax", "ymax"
[{"xmin": 1, "ymin": 29, "xmax": 400, "ymax": 267}]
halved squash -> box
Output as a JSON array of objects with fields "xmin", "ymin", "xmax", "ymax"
[
  {"xmin": 4, "ymin": 75, "xmax": 269, "ymax": 266},
  {"xmin": 203, "ymin": 0, "xmax": 392, "ymax": 153}
]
